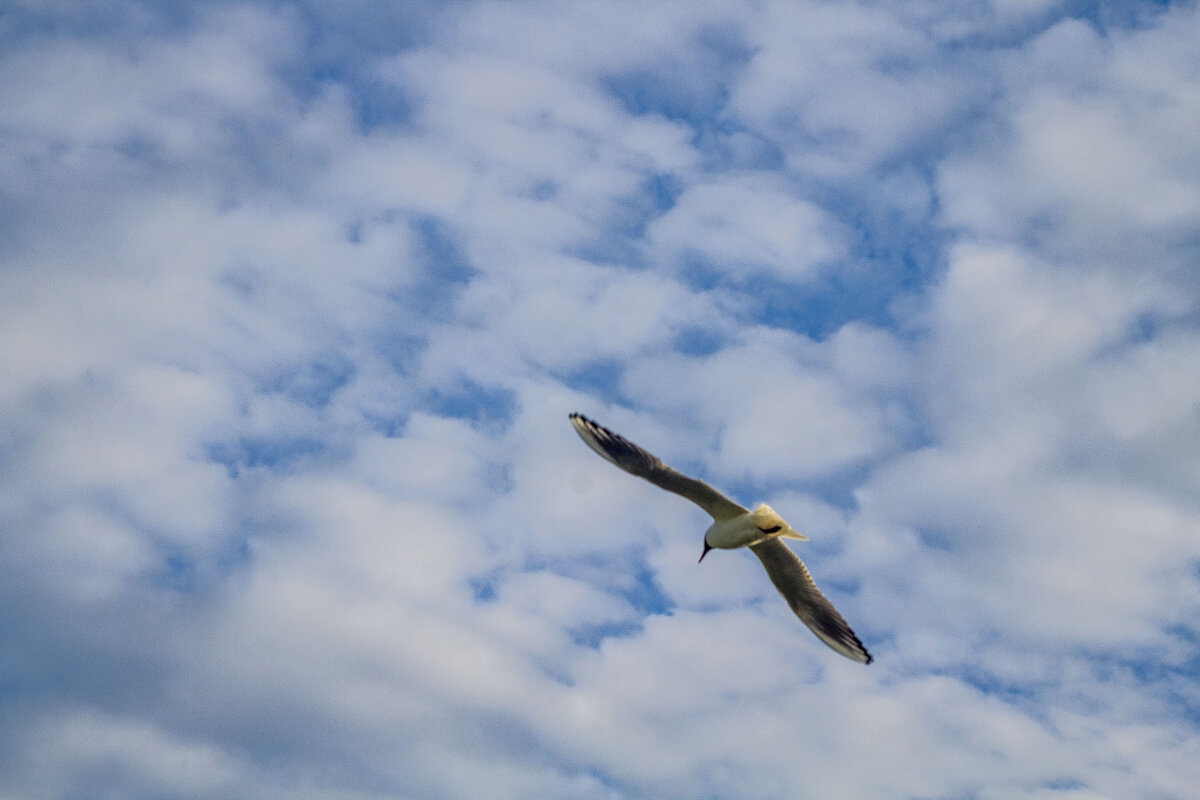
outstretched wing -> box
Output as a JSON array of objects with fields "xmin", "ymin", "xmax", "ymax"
[
  {"xmin": 569, "ymin": 413, "xmax": 747, "ymax": 521},
  {"xmin": 750, "ymin": 538, "xmax": 872, "ymax": 664}
]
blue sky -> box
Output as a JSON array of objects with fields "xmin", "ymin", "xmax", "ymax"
[{"xmin": 2, "ymin": 1, "xmax": 1199, "ymax": 797}]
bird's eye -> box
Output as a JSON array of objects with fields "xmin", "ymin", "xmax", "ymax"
[{"xmin": 759, "ymin": 524, "xmax": 782, "ymax": 534}]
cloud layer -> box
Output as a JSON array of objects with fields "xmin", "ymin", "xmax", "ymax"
[{"xmin": 2, "ymin": 1, "xmax": 1199, "ymax": 798}]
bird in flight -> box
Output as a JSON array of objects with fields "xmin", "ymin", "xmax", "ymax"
[{"xmin": 569, "ymin": 413, "xmax": 872, "ymax": 664}]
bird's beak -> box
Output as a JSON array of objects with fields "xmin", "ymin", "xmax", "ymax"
[{"xmin": 699, "ymin": 540, "xmax": 712, "ymax": 563}]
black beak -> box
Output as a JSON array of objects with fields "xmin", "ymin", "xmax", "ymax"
[{"xmin": 698, "ymin": 540, "xmax": 712, "ymax": 563}]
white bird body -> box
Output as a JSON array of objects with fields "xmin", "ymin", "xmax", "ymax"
[
  {"xmin": 569, "ymin": 413, "xmax": 872, "ymax": 664},
  {"xmin": 703, "ymin": 503, "xmax": 808, "ymax": 550}
]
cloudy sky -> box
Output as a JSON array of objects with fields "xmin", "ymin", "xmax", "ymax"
[{"xmin": 2, "ymin": 1, "xmax": 1199, "ymax": 797}]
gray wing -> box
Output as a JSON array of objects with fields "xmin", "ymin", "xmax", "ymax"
[
  {"xmin": 569, "ymin": 413, "xmax": 747, "ymax": 521},
  {"xmin": 750, "ymin": 538, "xmax": 872, "ymax": 664}
]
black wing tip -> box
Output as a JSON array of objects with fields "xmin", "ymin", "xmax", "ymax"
[
  {"xmin": 820, "ymin": 621, "xmax": 872, "ymax": 664},
  {"xmin": 569, "ymin": 413, "xmax": 620, "ymax": 448},
  {"xmin": 568, "ymin": 412, "xmax": 659, "ymax": 473},
  {"xmin": 569, "ymin": 412, "xmax": 605, "ymax": 441},
  {"xmin": 568, "ymin": 411, "xmax": 597, "ymax": 430},
  {"xmin": 569, "ymin": 412, "xmax": 598, "ymax": 436},
  {"xmin": 830, "ymin": 618, "xmax": 872, "ymax": 664},
  {"xmin": 829, "ymin": 621, "xmax": 873, "ymax": 664},
  {"xmin": 569, "ymin": 412, "xmax": 620, "ymax": 458}
]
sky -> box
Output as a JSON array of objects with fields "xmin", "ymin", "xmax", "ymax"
[{"xmin": 1, "ymin": 1, "xmax": 1199, "ymax": 798}]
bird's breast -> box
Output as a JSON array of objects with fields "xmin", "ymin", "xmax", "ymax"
[{"xmin": 704, "ymin": 515, "xmax": 765, "ymax": 549}]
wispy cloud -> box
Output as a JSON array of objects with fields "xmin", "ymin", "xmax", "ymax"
[{"xmin": 2, "ymin": 2, "xmax": 1198, "ymax": 798}]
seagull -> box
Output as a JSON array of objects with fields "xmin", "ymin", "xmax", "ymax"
[{"xmin": 569, "ymin": 413, "xmax": 872, "ymax": 664}]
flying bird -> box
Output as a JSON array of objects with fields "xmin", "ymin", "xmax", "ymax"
[{"xmin": 569, "ymin": 413, "xmax": 872, "ymax": 664}]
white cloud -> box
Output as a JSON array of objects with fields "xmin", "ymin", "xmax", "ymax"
[
  {"xmin": 937, "ymin": 11, "xmax": 1200, "ymax": 260},
  {"xmin": 0, "ymin": 5, "xmax": 297, "ymax": 158},
  {"xmin": 620, "ymin": 325, "xmax": 900, "ymax": 482},
  {"xmin": 730, "ymin": 2, "xmax": 982, "ymax": 177},
  {"xmin": 647, "ymin": 174, "xmax": 846, "ymax": 281},
  {"xmin": 14, "ymin": 709, "xmax": 243, "ymax": 799},
  {"xmin": 2, "ymin": 2, "xmax": 1199, "ymax": 799}
]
